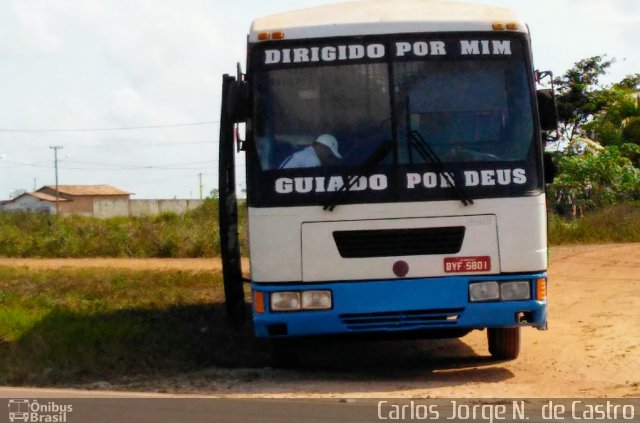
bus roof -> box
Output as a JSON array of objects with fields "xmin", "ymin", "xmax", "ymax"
[{"xmin": 249, "ymin": 0, "xmax": 526, "ymax": 42}]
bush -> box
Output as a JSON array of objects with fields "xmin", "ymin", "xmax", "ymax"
[
  {"xmin": 549, "ymin": 203, "xmax": 640, "ymax": 244},
  {"xmin": 0, "ymin": 199, "xmax": 247, "ymax": 258},
  {"xmin": 549, "ymin": 145, "xmax": 640, "ymax": 216}
]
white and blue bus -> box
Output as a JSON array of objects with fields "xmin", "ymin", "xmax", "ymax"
[{"xmin": 219, "ymin": 0, "xmax": 557, "ymax": 359}]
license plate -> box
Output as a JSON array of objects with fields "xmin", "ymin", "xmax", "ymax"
[{"xmin": 444, "ymin": 256, "xmax": 491, "ymax": 273}]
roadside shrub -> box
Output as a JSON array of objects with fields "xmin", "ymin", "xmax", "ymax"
[
  {"xmin": 549, "ymin": 202, "xmax": 640, "ymax": 244},
  {"xmin": 0, "ymin": 198, "xmax": 244, "ymax": 258}
]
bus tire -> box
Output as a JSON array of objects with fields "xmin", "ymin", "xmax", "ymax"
[{"xmin": 488, "ymin": 327, "xmax": 520, "ymax": 360}]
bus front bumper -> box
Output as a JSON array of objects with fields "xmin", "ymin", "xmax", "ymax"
[{"xmin": 252, "ymin": 274, "xmax": 547, "ymax": 338}]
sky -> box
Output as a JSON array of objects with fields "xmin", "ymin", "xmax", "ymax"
[{"xmin": 0, "ymin": 0, "xmax": 638, "ymax": 200}]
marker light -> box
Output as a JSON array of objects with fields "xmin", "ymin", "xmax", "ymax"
[
  {"xmin": 271, "ymin": 31, "xmax": 285, "ymax": 40},
  {"xmin": 257, "ymin": 32, "xmax": 270, "ymax": 41},
  {"xmin": 271, "ymin": 292, "xmax": 301, "ymax": 311},
  {"xmin": 536, "ymin": 278, "xmax": 547, "ymax": 301},
  {"xmin": 253, "ymin": 291, "xmax": 265, "ymax": 313},
  {"xmin": 301, "ymin": 290, "xmax": 332, "ymax": 310},
  {"xmin": 469, "ymin": 281, "xmax": 500, "ymax": 302},
  {"xmin": 500, "ymin": 281, "xmax": 531, "ymax": 301},
  {"xmin": 492, "ymin": 23, "xmax": 505, "ymax": 31},
  {"xmin": 506, "ymin": 22, "xmax": 519, "ymax": 30}
]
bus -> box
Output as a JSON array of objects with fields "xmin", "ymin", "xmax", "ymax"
[
  {"xmin": 218, "ymin": 0, "xmax": 558, "ymax": 360},
  {"xmin": 8, "ymin": 399, "xmax": 29, "ymax": 422}
]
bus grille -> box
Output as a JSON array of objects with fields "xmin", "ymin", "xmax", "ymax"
[
  {"xmin": 332, "ymin": 227, "xmax": 465, "ymax": 258},
  {"xmin": 339, "ymin": 308, "xmax": 464, "ymax": 331}
]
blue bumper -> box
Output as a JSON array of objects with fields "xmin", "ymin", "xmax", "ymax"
[{"xmin": 252, "ymin": 273, "xmax": 547, "ymax": 338}]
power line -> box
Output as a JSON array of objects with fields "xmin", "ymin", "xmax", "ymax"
[
  {"xmin": 69, "ymin": 140, "xmax": 218, "ymax": 148},
  {"xmin": 62, "ymin": 159, "xmax": 217, "ymax": 169},
  {"xmin": 0, "ymin": 160, "xmax": 53, "ymax": 169},
  {"xmin": 0, "ymin": 120, "xmax": 219, "ymax": 133},
  {"xmin": 0, "ymin": 140, "xmax": 219, "ymax": 156},
  {"xmin": 0, "ymin": 158, "xmax": 245, "ymax": 171}
]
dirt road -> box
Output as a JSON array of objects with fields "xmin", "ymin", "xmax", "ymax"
[{"xmin": 1, "ymin": 244, "xmax": 639, "ymax": 398}]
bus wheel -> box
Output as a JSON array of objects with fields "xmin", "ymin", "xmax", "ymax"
[{"xmin": 488, "ymin": 327, "xmax": 520, "ymax": 360}]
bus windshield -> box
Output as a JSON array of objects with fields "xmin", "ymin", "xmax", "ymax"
[
  {"xmin": 395, "ymin": 59, "xmax": 533, "ymax": 164},
  {"xmin": 253, "ymin": 62, "xmax": 392, "ymax": 170},
  {"xmin": 248, "ymin": 34, "xmax": 541, "ymax": 206}
]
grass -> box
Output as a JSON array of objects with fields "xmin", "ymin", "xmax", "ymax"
[
  {"xmin": 548, "ymin": 203, "xmax": 640, "ymax": 245},
  {"xmin": 0, "ymin": 266, "xmax": 266, "ymax": 385},
  {"xmin": 0, "ymin": 198, "xmax": 248, "ymax": 258},
  {"xmin": 0, "ymin": 266, "xmax": 493, "ymax": 389}
]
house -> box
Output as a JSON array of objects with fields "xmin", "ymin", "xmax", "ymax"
[
  {"xmin": 2, "ymin": 185, "xmax": 131, "ymax": 216},
  {"xmin": 36, "ymin": 185, "xmax": 131, "ymax": 216},
  {"xmin": 1, "ymin": 191, "xmax": 70, "ymax": 214},
  {"xmin": 2, "ymin": 184, "xmax": 204, "ymax": 217}
]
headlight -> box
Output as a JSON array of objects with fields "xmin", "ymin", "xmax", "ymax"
[
  {"xmin": 501, "ymin": 281, "xmax": 531, "ymax": 301},
  {"xmin": 469, "ymin": 281, "xmax": 500, "ymax": 302},
  {"xmin": 270, "ymin": 292, "xmax": 301, "ymax": 311},
  {"xmin": 270, "ymin": 290, "xmax": 333, "ymax": 311},
  {"xmin": 301, "ymin": 290, "xmax": 332, "ymax": 310}
]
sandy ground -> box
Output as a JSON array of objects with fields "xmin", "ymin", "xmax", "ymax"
[
  {"xmin": 0, "ymin": 257, "xmax": 247, "ymax": 272},
  {"xmin": 1, "ymin": 244, "xmax": 638, "ymax": 398}
]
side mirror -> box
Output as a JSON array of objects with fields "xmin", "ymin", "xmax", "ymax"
[
  {"xmin": 543, "ymin": 152, "xmax": 557, "ymax": 184},
  {"xmin": 537, "ymin": 89, "xmax": 558, "ymax": 132},
  {"xmin": 227, "ymin": 80, "xmax": 250, "ymax": 123}
]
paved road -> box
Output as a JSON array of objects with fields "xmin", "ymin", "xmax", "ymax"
[
  {"xmin": 3, "ymin": 389, "xmax": 636, "ymax": 423},
  {"xmin": 1, "ymin": 388, "xmax": 373, "ymax": 423}
]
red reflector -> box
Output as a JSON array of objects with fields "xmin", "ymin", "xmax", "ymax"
[
  {"xmin": 393, "ymin": 260, "xmax": 409, "ymax": 278},
  {"xmin": 253, "ymin": 291, "xmax": 265, "ymax": 313}
]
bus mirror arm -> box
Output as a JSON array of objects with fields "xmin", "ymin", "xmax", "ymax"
[{"xmin": 323, "ymin": 139, "xmax": 394, "ymax": 212}]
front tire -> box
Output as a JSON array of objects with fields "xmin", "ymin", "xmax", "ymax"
[{"xmin": 488, "ymin": 327, "xmax": 520, "ymax": 359}]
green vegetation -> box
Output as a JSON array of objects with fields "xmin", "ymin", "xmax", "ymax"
[
  {"xmin": 0, "ymin": 198, "xmax": 248, "ymax": 258},
  {"xmin": 548, "ymin": 203, "xmax": 640, "ymax": 245},
  {"xmin": 549, "ymin": 146, "xmax": 640, "ymax": 214},
  {"xmin": 549, "ymin": 56, "xmax": 640, "ymax": 216},
  {"xmin": 0, "ymin": 266, "xmax": 264, "ymax": 385}
]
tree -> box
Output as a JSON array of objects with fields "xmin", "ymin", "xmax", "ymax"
[
  {"xmin": 550, "ymin": 145, "xmax": 640, "ymax": 217},
  {"xmin": 549, "ymin": 58, "xmax": 640, "ymax": 217},
  {"xmin": 554, "ymin": 56, "xmax": 615, "ymax": 142},
  {"xmin": 583, "ymin": 92, "xmax": 637, "ymax": 145},
  {"xmin": 582, "ymin": 73, "xmax": 640, "ymax": 166},
  {"xmin": 623, "ymin": 116, "xmax": 640, "ymax": 144}
]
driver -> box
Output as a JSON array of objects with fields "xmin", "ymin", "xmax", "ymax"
[{"xmin": 279, "ymin": 134, "xmax": 342, "ymax": 168}]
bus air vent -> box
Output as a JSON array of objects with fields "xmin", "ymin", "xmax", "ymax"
[
  {"xmin": 332, "ymin": 226, "xmax": 465, "ymax": 258},
  {"xmin": 339, "ymin": 308, "xmax": 464, "ymax": 331}
]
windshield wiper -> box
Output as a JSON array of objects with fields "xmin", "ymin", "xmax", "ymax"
[
  {"xmin": 323, "ymin": 139, "xmax": 393, "ymax": 211},
  {"xmin": 408, "ymin": 130, "xmax": 474, "ymax": 206}
]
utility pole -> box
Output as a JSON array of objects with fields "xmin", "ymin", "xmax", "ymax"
[
  {"xmin": 50, "ymin": 145, "xmax": 63, "ymax": 215},
  {"xmin": 198, "ymin": 172, "xmax": 203, "ymax": 200}
]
